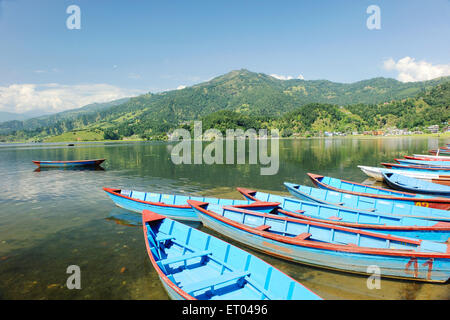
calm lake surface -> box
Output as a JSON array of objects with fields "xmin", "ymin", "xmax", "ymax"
[{"xmin": 0, "ymin": 137, "xmax": 449, "ymax": 300}]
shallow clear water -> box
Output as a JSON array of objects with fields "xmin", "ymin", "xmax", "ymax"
[{"xmin": 0, "ymin": 137, "xmax": 449, "ymax": 300}]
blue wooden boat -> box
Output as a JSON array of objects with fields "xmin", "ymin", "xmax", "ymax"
[
  {"xmin": 406, "ymin": 155, "xmax": 450, "ymax": 161},
  {"xmin": 382, "ymin": 172, "xmax": 450, "ymax": 197},
  {"xmin": 396, "ymin": 159, "xmax": 450, "ymax": 168},
  {"xmin": 282, "ymin": 183, "xmax": 450, "ymax": 222},
  {"xmin": 142, "ymin": 210, "xmax": 322, "ymax": 300},
  {"xmin": 381, "ymin": 162, "xmax": 450, "ymax": 172},
  {"xmin": 103, "ymin": 188, "xmax": 279, "ymax": 221},
  {"xmin": 32, "ymin": 159, "xmax": 105, "ymax": 167},
  {"xmin": 189, "ymin": 200, "xmax": 450, "ymax": 282},
  {"xmin": 237, "ymin": 187, "xmax": 450, "ymax": 241},
  {"xmin": 308, "ymin": 173, "xmax": 450, "ymax": 210}
]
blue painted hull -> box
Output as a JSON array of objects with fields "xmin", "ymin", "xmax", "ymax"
[
  {"xmin": 105, "ymin": 190, "xmax": 199, "ymax": 221},
  {"xmin": 283, "ymin": 183, "xmax": 450, "ymax": 222},
  {"xmin": 33, "ymin": 159, "xmax": 105, "ymax": 167},
  {"xmin": 104, "ymin": 188, "xmax": 276, "ymax": 222},
  {"xmin": 397, "ymin": 159, "xmax": 450, "ymax": 168},
  {"xmin": 193, "ymin": 207, "xmax": 450, "ymax": 282},
  {"xmin": 383, "ymin": 172, "xmax": 450, "ymax": 197}
]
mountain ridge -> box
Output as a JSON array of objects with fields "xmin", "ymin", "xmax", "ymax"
[{"xmin": 0, "ymin": 69, "xmax": 448, "ymax": 141}]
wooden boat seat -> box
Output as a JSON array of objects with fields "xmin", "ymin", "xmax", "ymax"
[
  {"xmin": 255, "ymin": 225, "xmax": 271, "ymax": 231},
  {"xmin": 160, "ymin": 250, "xmax": 212, "ymax": 266},
  {"xmin": 156, "ymin": 235, "xmax": 175, "ymax": 242},
  {"xmin": 295, "ymin": 233, "xmax": 312, "ymax": 241},
  {"xmin": 182, "ymin": 271, "xmax": 251, "ymax": 294},
  {"xmin": 244, "ymin": 277, "xmax": 275, "ymax": 300}
]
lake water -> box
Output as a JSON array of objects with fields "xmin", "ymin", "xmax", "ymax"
[{"xmin": 0, "ymin": 137, "xmax": 449, "ymax": 300}]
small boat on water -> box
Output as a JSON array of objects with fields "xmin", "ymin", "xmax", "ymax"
[
  {"xmin": 103, "ymin": 187, "xmax": 279, "ymax": 221},
  {"xmin": 281, "ymin": 183, "xmax": 450, "ymax": 221},
  {"xmin": 429, "ymin": 149, "xmax": 450, "ymax": 155},
  {"xmin": 236, "ymin": 188, "xmax": 450, "ymax": 241},
  {"xmin": 188, "ymin": 200, "xmax": 450, "ymax": 282},
  {"xmin": 395, "ymin": 159, "xmax": 450, "ymax": 168},
  {"xmin": 382, "ymin": 162, "xmax": 450, "ymax": 172},
  {"xmin": 406, "ymin": 155, "xmax": 450, "ymax": 161},
  {"xmin": 308, "ymin": 173, "xmax": 450, "ymax": 210},
  {"xmin": 358, "ymin": 165, "xmax": 450, "ymax": 186},
  {"xmin": 142, "ymin": 210, "xmax": 322, "ymax": 300},
  {"xmin": 32, "ymin": 159, "xmax": 105, "ymax": 168},
  {"xmin": 382, "ymin": 172, "xmax": 450, "ymax": 197}
]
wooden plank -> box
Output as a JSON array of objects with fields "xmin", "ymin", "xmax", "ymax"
[
  {"xmin": 160, "ymin": 250, "xmax": 211, "ymax": 265},
  {"xmin": 182, "ymin": 271, "xmax": 250, "ymax": 294}
]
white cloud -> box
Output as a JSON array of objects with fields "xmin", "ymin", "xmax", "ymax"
[
  {"xmin": 270, "ymin": 74, "xmax": 304, "ymax": 80},
  {"xmin": 176, "ymin": 85, "xmax": 186, "ymax": 90},
  {"xmin": 383, "ymin": 57, "xmax": 450, "ymax": 82},
  {"xmin": 0, "ymin": 83, "xmax": 140, "ymax": 114}
]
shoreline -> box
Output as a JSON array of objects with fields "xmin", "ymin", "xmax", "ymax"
[{"xmin": 1, "ymin": 132, "xmax": 448, "ymax": 146}]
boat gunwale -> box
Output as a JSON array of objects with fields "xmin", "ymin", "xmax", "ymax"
[
  {"xmin": 308, "ymin": 173, "xmax": 450, "ymax": 204},
  {"xmin": 141, "ymin": 212, "xmax": 196, "ymax": 300},
  {"xmin": 188, "ymin": 200, "xmax": 450, "ymax": 258},
  {"xmin": 103, "ymin": 187, "xmax": 281, "ymax": 210}
]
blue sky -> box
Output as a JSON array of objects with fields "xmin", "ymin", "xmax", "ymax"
[{"xmin": 0, "ymin": 0, "xmax": 449, "ymax": 114}]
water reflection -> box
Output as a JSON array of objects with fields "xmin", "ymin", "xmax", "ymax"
[
  {"xmin": 0, "ymin": 136, "xmax": 449, "ymax": 300},
  {"xmin": 34, "ymin": 166, "xmax": 105, "ymax": 172}
]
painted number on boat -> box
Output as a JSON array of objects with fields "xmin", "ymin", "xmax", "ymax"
[
  {"xmin": 414, "ymin": 202, "xmax": 429, "ymax": 207},
  {"xmin": 405, "ymin": 257, "xmax": 433, "ymax": 280}
]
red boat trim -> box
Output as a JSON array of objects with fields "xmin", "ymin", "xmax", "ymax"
[
  {"xmin": 103, "ymin": 187, "xmax": 192, "ymax": 209},
  {"xmin": 230, "ymin": 201, "xmax": 281, "ymax": 209},
  {"xmin": 404, "ymin": 156, "xmax": 450, "ymax": 162},
  {"xmin": 307, "ymin": 173, "xmax": 450, "ymax": 204},
  {"xmin": 141, "ymin": 211, "xmax": 196, "ymax": 300},
  {"xmin": 236, "ymin": 187, "xmax": 262, "ymax": 201},
  {"xmin": 187, "ymin": 200, "xmax": 450, "ymax": 258}
]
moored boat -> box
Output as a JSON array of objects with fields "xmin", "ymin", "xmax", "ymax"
[
  {"xmin": 188, "ymin": 200, "xmax": 450, "ymax": 282},
  {"xmin": 281, "ymin": 182, "xmax": 450, "ymax": 222},
  {"xmin": 406, "ymin": 155, "xmax": 450, "ymax": 161},
  {"xmin": 236, "ymin": 188, "xmax": 450, "ymax": 241},
  {"xmin": 395, "ymin": 159, "xmax": 450, "ymax": 168},
  {"xmin": 429, "ymin": 148, "xmax": 450, "ymax": 155},
  {"xmin": 358, "ymin": 165, "xmax": 450, "ymax": 186},
  {"xmin": 308, "ymin": 173, "xmax": 450, "ymax": 210},
  {"xmin": 32, "ymin": 159, "xmax": 105, "ymax": 167},
  {"xmin": 103, "ymin": 187, "xmax": 279, "ymax": 221},
  {"xmin": 382, "ymin": 172, "xmax": 450, "ymax": 197},
  {"xmin": 142, "ymin": 210, "xmax": 322, "ymax": 300},
  {"xmin": 382, "ymin": 162, "xmax": 450, "ymax": 172}
]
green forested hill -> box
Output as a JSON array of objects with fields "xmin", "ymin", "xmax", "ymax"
[{"xmin": 0, "ymin": 70, "xmax": 449, "ymax": 141}]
